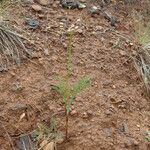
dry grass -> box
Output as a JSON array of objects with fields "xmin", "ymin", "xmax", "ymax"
[
  {"xmin": 132, "ymin": 11, "xmax": 150, "ymax": 96},
  {"xmin": 0, "ymin": 24, "xmax": 31, "ymax": 71},
  {"xmin": 134, "ymin": 45, "xmax": 150, "ymax": 95}
]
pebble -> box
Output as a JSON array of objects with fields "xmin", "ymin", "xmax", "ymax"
[
  {"xmin": 25, "ymin": 18, "xmax": 39, "ymax": 29},
  {"xmin": 77, "ymin": 29, "xmax": 83, "ymax": 34},
  {"xmin": 82, "ymin": 112, "xmax": 88, "ymax": 118},
  {"xmin": 124, "ymin": 138, "xmax": 139, "ymax": 148},
  {"xmin": 38, "ymin": 14, "xmax": 45, "ymax": 18},
  {"xmin": 124, "ymin": 140, "xmax": 132, "ymax": 148},
  {"xmin": 70, "ymin": 110, "xmax": 78, "ymax": 116},
  {"xmin": 31, "ymin": 4, "xmax": 42, "ymax": 12},
  {"xmin": 105, "ymin": 109, "xmax": 112, "ymax": 115},
  {"xmin": 44, "ymin": 49, "xmax": 49, "ymax": 56},
  {"xmin": 36, "ymin": 0, "xmax": 50, "ymax": 5},
  {"xmin": 10, "ymin": 103, "xmax": 27, "ymax": 111},
  {"xmin": 119, "ymin": 50, "xmax": 126, "ymax": 56},
  {"xmin": 103, "ymin": 128, "xmax": 113, "ymax": 137},
  {"xmin": 90, "ymin": 6, "xmax": 100, "ymax": 15},
  {"xmin": 23, "ymin": 0, "xmax": 34, "ymax": 3},
  {"xmin": 133, "ymin": 140, "xmax": 139, "ymax": 146},
  {"xmin": 57, "ymin": 108, "xmax": 63, "ymax": 112},
  {"xmin": 80, "ymin": 0, "xmax": 86, "ymax": 2}
]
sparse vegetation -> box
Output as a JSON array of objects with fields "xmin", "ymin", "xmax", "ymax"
[
  {"xmin": 146, "ymin": 130, "xmax": 150, "ymax": 142},
  {"xmin": 32, "ymin": 117, "xmax": 63, "ymax": 150},
  {"xmin": 132, "ymin": 11, "xmax": 150, "ymax": 95},
  {"xmin": 0, "ymin": 0, "xmax": 150, "ymax": 149},
  {"xmin": 52, "ymin": 32, "xmax": 90, "ymax": 140}
]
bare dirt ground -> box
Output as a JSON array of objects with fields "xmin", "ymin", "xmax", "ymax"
[{"xmin": 0, "ymin": 0, "xmax": 150, "ymax": 149}]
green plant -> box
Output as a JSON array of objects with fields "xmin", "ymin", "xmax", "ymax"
[
  {"xmin": 146, "ymin": 130, "xmax": 150, "ymax": 142},
  {"xmin": 52, "ymin": 32, "xmax": 90, "ymax": 140},
  {"xmin": 32, "ymin": 117, "xmax": 63, "ymax": 149}
]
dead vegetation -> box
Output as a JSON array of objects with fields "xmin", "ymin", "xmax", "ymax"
[{"xmin": 0, "ymin": 24, "xmax": 31, "ymax": 71}]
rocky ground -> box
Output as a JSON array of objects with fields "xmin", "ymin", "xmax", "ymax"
[{"xmin": 0, "ymin": 0, "xmax": 150, "ymax": 149}]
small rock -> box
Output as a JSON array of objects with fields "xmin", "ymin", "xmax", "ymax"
[
  {"xmin": 90, "ymin": 6, "xmax": 100, "ymax": 15},
  {"xmin": 22, "ymin": 0, "xmax": 34, "ymax": 3},
  {"xmin": 77, "ymin": 29, "xmax": 83, "ymax": 34},
  {"xmin": 61, "ymin": 0, "xmax": 78, "ymax": 9},
  {"xmin": 25, "ymin": 18, "xmax": 39, "ymax": 29},
  {"xmin": 79, "ymin": 0, "xmax": 86, "ymax": 2},
  {"xmin": 38, "ymin": 14, "xmax": 45, "ymax": 18},
  {"xmin": 16, "ymin": 135, "xmax": 33, "ymax": 150},
  {"xmin": 78, "ymin": 2, "xmax": 86, "ymax": 9},
  {"xmin": 36, "ymin": 0, "xmax": 50, "ymax": 5},
  {"xmin": 82, "ymin": 112, "xmax": 88, "ymax": 118},
  {"xmin": 103, "ymin": 128, "xmax": 113, "ymax": 137},
  {"xmin": 119, "ymin": 122, "xmax": 129, "ymax": 133},
  {"xmin": 124, "ymin": 140, "xmax": 132, "ymax": 148},
  {"xmin": 103, "ymin": 11, "xmax": 118, "ymax": 26},
  {"xmin": 44, "ymin": 49, "xmax": 49, "ymax": 56},
  {"xmin": 133, "ymin": 140, "xmax": 139, "ymax": 146},
  {"xmin": 129, "ymin": 42, "xmax": 133, "ymax": 47},
  {"xmin": 105, "ymin": 109, "xmax": 112, "ymax": 115},
  {"xmin": 10, "ymin": 103, "xmax": 27, "ymax": 111},
  {"xmin": 87, "ymin": 110, "xmax": 93, "ymax": 117},
  {"xmin": 31, "ymin": 4, "xmax": 42, "ymax": 12},
  {"xmin": 124, "ymin": 138, "xmax": 139, "ymax": 148},
  {"xmin": 95, "ymin": 26, "xmax": 103, "ymax": 31},
  {"xmin": 119, "ymin": 50, "xmax": 126, "ymax": 56},
  {"xmin": 57, "ymin": 108, "xmax": 63, "ymax": 112},
  {"xmin": 70, "ymin": 110, "xmax": 77, "ymax": 116}
]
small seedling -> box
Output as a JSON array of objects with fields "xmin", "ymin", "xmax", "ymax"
[
  {"xmin": 146, "ymin": 130, "xmax": 150, "ymax": 142},
  {"xmin": 52, "ymin": 31, "xmax": 90, "ymax": 140}
]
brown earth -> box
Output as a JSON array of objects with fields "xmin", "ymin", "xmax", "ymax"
[{"xmin": 0, "ymin": 0, "xmax": 150, "ymax": 150}]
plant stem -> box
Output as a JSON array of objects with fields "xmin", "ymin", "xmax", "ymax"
[
  {"xmin": 65, "ymin": 110, "xmax": 69, "ymax": 140},
  {"xmin": 67, "ymin": 31, "xmax": 73, "ymax": 78}
]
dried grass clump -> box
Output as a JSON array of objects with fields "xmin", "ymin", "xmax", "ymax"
[
  {"xmin": 134, "ymin": 44, "xmax": 150, "ymax": 95},
  {"xmin": 132, "ymin": 11, "xmax": 150, "ymax": 95},
  {"xmin": 0, "ymin": 24, "xmax": 31, "ymax": 71}
]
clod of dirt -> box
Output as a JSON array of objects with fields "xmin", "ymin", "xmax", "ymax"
[
  {"xmin": 25, "ymin": 18, "xmax": 39, "ymax": 29},
  {"xmin": 31, "ymin": 4, "xmax": 42, "ymax": 12},
  {"xmin": 35, "ymin": 0, "xmax": 50, "ymax": 6}
]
